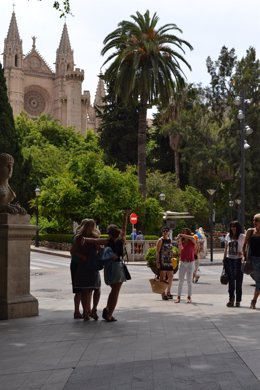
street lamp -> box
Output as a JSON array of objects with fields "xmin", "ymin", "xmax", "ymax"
[
  {"xmin": 159, "ymin": 192, "xmax": 166, "ymax": 202},
  {"xmin": 234, "ymin": 92, "xmax": 253, "ymax": 231},
  {"xmin": 207, "ymin": 189, "xmax": 216, "ymax": 262},
  {"xmin": 228, "ymin": 199, "xmax": 234, "ymax": 220},
  {"xmin": 35, "ymin": 187, "xmax": 41, "ymax": 248}
]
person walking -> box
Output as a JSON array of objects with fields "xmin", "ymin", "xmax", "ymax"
[
  {"xmin": 223, "ymin": 221, "xmax": 245, "ymax": 307},
  {"xmin": 175, "ymin": 228, "xmax": 196, "ymax": 303},
  {"xmin": 242, "ymin": 213, "xmax": 260, "ymax": 309},
  {"xmin": 156, "ymin": 227, "xmax": 174, "ymax": 300}
]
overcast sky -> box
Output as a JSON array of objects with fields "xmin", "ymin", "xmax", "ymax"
[{"xmin": 0, "ymin": 0, "xmax": 259, "ymax": 107}]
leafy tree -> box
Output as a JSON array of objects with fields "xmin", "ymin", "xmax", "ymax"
[
  {"xmin": 0, "ymin": 63, "xmax": 31, "ymax": 207},
  {"xmin": 101, "ymin": 10, "xmax": 192, "ymax": 197},
  {"xmin": 98, "ymin": 75, "xmax": 139, "ymax": 169},
  {"xmin": 36, "ymin": 0, "xmax": 71, "ymax": 17}
]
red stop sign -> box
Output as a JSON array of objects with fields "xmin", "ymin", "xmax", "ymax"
[{"xmin": 130, "ymin": 213, "xmax": 138, "ymax": 224}]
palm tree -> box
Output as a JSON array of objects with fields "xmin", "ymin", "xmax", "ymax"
[{"xmin": 101, "ymin": 10, "xmax": 193, "ymax": 198}]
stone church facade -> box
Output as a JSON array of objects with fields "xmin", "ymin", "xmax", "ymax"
[{"xmin": 2, "ymin": 11, "xmax": 104, "ymax": 133}]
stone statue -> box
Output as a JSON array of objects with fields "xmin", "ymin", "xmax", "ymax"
[{"xmin": 0, "ymin": 153, "xmax": 27, "ymax": 214}]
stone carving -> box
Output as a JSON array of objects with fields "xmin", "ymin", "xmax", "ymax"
[
  {"xmin": 0, "ymin": 153, "xmax": 27, "ymax": 214},
  {"xmin": 24, "ymin": 89, "xmax": 46, "ymax": 116}
]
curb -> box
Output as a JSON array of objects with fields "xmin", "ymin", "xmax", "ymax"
[{"xmin": 31, "ymin": 247, "xmax": 223, "ymax": 266}]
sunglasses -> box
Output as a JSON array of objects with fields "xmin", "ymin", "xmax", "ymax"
[{"xmin": 253, "ymin": 219, "xmax": 260, "ymax": 223}]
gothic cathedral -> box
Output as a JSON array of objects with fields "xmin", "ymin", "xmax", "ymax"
[{"xmin": 2, "ymin": 11, "xmax": 104, "ymax": 133}]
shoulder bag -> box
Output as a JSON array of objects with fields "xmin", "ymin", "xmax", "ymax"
[{"xmin": 241, "ymin": 229, "xmax": 254, "ymax": 275}]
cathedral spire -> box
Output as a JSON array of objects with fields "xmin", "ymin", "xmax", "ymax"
[
  {"xmin": 94, "ymin": 75, "xmax": 105, "ymax": 107},
  {"xmin": 4, "ymin": 11, "xmax": 23, "ymax": 68},
  {"xmin": 55, "ymin": 23, "xmax": 74, "ymax": 75},
  {"xmin": 6, "ymin": 11, "xmax": 21, "ymax": 42}
]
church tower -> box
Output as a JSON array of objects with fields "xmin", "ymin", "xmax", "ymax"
[
  {"xmin": 54, "ymin": 23, "xmax": 84, "ymax": 132},
  {"xmin": 2, "ymin": 11, "xmax": 100, "ymax": 133},
  {"xmin": 3, "ymin": 11, "xmax": 24, "ymax": 115}
]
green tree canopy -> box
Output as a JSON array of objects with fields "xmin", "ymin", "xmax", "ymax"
[{"xmin": 101, "ymin": 10, "xmax": 192, "ymax": 197}]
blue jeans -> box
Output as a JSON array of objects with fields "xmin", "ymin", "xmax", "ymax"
[{"xmin": 225, "ymin": 258, "xmax": 243, "ymax": 302}]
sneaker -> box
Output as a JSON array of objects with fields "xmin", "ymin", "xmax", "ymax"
[{"xmin": 235, "ymin": 302, "xmax": 240, "ymax": 307}]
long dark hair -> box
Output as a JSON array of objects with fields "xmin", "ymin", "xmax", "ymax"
[{"xmin": 229, "ymin": 220, "xmax": 242, "ymax": 239}]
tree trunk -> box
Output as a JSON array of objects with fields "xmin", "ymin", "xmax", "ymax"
[
  {"xmin": 169, "ymin": 133, "xmax": 180, "ymax": 188},
  {"xmin": 138, "ymin": 101, "xmax": 147, "ymax": 198}
]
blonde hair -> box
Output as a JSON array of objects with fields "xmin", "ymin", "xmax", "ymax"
[
  {"xmin": 254, "ymin": 213, "xmax": 260, "ymax": 222},
  {"xmin": 77, "ymin": 218, "xmax": 100, "ymax": 238}
]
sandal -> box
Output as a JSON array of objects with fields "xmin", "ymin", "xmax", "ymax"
[
  {"xmin": 187, "ymin": 296, "xmax": 192, "ymax": 303},
  {"xmin": 83, "ymin": 313, "xmax": 90, "ymax": 321},
  {"xmin": 74, "ymin": 312, "xmax": 83, "ymax": 319},
  {"xmin": 90, "ymin": 309, "xmax": 99, "ymax": 321},
  {"xmin": 250, "ymin": 300, "xmax": 256, "ymax": 309},
  {"xmin": 175, "ymin": 296, "xmax": 180, "ymax": 303},
  {"xmin": 106, "ymin": 316, "xmax": 117, "ymax": 322},
  {"xmin": 102, "ymin": 308, "xmax": 108, "ymax": 320},
  {"xmin": 167, "ymin": 293, "xmax": 173, "ymax": 299},
  {"xmin": 162, "ymin": 293, "xmax": 169, "ymax": 301}
]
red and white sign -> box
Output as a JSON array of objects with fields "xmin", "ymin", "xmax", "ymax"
[{"xmin": 130, "ymin": 213, "xmax": 138, "ymax": 224}]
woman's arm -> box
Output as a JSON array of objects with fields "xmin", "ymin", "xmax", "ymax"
[
  {"xmin": 121, "ymin": 209, "xmax": 131, "ymax": 241},
  {"xmin": 242, "ymin": 229, "xmax": 253, "ymax": 257},
  {"xmin": 156, "ymin": 238, "xmax": 162, "ymax": 268},
  {"xmin": 83, "ymin": 237, "xmax": 108, "ymax": 245},
  {"xmin": 179, "ymin": 234, "xmax": 196, "ymax": 244}
]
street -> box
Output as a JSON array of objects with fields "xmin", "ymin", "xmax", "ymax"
[{"xmin": 30, "ymin": 252, "xmax": 256, "ymax": 313}]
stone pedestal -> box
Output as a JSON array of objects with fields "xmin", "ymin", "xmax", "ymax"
[{"xmin": 0, "ymin": 214, "xmax": 38, "ymax": 320}]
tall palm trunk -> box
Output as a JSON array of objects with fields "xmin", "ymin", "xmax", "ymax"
[
  {"xmin": 138, "ymin": 100, "xmax": 147, "ymax": 198},
  {"xmin": 169, "ymin": 133, "xmax": 181, "ymax": 188}
]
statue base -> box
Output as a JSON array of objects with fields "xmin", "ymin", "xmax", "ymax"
[{"xmin": 0, "ymin": 214, "xmax": 39, "ymax": 320}]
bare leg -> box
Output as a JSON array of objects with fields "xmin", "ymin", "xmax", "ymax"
[
  {"xmin": 81, "ymin": 289, "xmax": 92, "ymax": 320},
  {"xmin": 106, "ymin": 283, "xmax": 122, "ymax": 320},
  {"xmin": 166, "ymin": 271, "xmax": 173, "ymax": 296},
  {"xmin": 90, "ymin": 288, "xmax": 101, "ymax": 320},
  {"xmin": 74, "ymin": 292, "xmax": 82, "ymax": 318}
]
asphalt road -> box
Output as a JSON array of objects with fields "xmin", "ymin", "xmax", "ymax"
[{"xmin": 30, "ymin": 252, "xmax": 256, "ymax": 304}]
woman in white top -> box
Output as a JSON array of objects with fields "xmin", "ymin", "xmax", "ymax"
[{"xmin": 223, "ymin": 221, "xmax": 245, "ymax": 307}]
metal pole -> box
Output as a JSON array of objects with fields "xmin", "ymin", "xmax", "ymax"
[
  {"xmin": 132, "ymin": 223, "xmax": 135, "ymax": 262},
  {"xmin": 210, "ymin": 195, "xmax": 213, "ymax": 262},
  {"xmin": 240, "ymin": 90, "xmax": 245, "ymax": 232},
  {"xmin": 35, "ymin": 197, "xmax": 39, "ymax": 247}
]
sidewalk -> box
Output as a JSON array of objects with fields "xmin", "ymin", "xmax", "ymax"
[{"xmin": 0, "ymin": 248, "xmax": 259, "ymax": 390}]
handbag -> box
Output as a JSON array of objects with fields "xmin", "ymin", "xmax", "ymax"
[
  {"xmin": 123, "ymin": 263, "xmax": 131, "ymax": 280},
  {"xmin": 241, "ymin": 261, "xmax": 252, "ymax": 275},
  {"xmin": 149, "ymin": 278, "xmax": 168, "ymax": 294},
  {"xmin": 220, "ymin": 267, "xmax": 229, "ymax": 285}
]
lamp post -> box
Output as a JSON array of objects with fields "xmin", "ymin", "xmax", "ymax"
[
  {"xmin": 235, "ymin": 199, "xmax": 241, "ymax": 221},
  {"xmin": 228, "ymin": 194, "xmax": 234, "ymax": 221},
  {"xmin": 207, "ymin": 189, "xmax": 216, "ymax": 262},
  {"xmin": 234, "ymin": 92, "xmax": 253, "ymax": 231},
  {"xmin": 35, "ymin": 187, "xmax": 41, "ymax": 248}
]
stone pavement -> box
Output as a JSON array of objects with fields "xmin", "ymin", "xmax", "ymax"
[{"xmin": 0, "ymin": 248, "xmax": 259, "ymax": 390}]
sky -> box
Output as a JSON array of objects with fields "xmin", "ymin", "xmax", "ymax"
[{"xmin": 0, "ymin": 0, "xmax": 259, "ymax": 112}]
